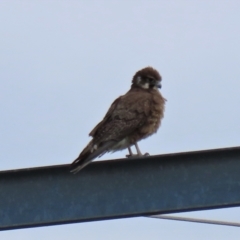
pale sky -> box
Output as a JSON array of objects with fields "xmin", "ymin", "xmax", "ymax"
[{"xmin": 1, "ymin": 1, "xmax": 240, "ymax": 239}]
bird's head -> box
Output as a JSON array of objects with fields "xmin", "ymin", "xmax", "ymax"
[{"xmin": 131, "ymin": 67, "xmax": 162, "ymax": 90}]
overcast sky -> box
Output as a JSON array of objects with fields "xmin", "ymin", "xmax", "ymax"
[{"xmin": 1, "ymin": 1, "xmax": 240, "ymax": 239}]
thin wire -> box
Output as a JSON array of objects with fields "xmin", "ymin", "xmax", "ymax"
[{"xmin": 148, "ymin": 215, "xmax": 240, "ymax": 228}]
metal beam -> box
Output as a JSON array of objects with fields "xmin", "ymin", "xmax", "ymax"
[{"xmin": 1, "ymin": 146, "xmax": 240, "ymax": 231}]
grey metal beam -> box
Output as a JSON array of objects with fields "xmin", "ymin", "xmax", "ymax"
[{"xmin": 1, "ymin": 146, "xmax": 240, "ymax": 231}]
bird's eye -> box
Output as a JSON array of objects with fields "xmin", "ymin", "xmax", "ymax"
[{"xmin": 147, "ymin": 77, "xmax": 154, "ymax": 83}]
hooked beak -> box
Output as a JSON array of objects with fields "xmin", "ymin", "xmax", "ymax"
[{"xmin": 156, "ymin": 82, "xmax": 162, "ymax": 88}]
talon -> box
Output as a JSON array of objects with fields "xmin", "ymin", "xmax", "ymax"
[
  {"xmin": 126, "ymin": 154, "xmax": 140, "ymax": 158},
  {"xmin": 126, "ymin": 145, "xmax": 149, "ymax": 158}
]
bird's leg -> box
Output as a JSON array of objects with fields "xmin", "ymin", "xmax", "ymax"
[
  {"xmin": 134, "ymin": 142, "xmax": 142, "ymax": 155},
  {"xmin": 134, "ymin": 142, "xmax": 150, "ymax": 156},
  {"xmin": 126, "ymin": 146, "xmax": 141, "ymax": 158},
  {"xmin": 126, "ymin": 143, "xmax": 150, "ymax": 158},
  {"xmin": 126, "ymin": 146, "xmax": 134, "ymax": 157}
]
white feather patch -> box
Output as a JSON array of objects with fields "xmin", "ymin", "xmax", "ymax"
[
  {"xmin": 137, "ymin": 76, "xmax": 141, "ymax": 84},
  {"xmin": 91, "ymin": 144, "xmax": 98, "ymax": 152},
  {"xmin": 141, "ymin": 82, "xmax": 149, "ymax": 89},
  {"xmin": 112, "ymin": 138, "xmax": 129, "ymax": 151}
]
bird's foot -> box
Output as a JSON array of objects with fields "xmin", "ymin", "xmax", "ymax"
[
  {"xmin": 126, "ymin": 152, "xmax": 150, "ymax": 158},
  {"xmin": 126, "ymin": 153, "xmax": 139, "ymax": 158},
  {"xmin": 126, "ymin": 145, "xmax": 150, "ymax": 158}
]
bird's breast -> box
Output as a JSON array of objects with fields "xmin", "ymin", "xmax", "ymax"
[{"xmin": 130, "ymin": 91, "xmax": 165, "ymax": 143}]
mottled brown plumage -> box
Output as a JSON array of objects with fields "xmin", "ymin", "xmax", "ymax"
[{"xmin": 70, "ymin": 67, "xmax": 166, "ymax": 173}]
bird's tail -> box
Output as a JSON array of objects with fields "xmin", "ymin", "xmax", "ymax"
[{"xmin": 70, "ymin": 140, "xmax": 116, "ymax": 174}]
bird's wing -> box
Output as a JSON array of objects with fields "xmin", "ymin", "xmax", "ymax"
[
  {"xmin": 89, "ymin": 90, "xmax": 151, "ymax": 142},
  {"xmin": 70, "ymin": 89, "xmax": 151, "ymax": 173},
  {"xmin": 89, "ymin": 96, "xmax": 121, "ymax": 137}
]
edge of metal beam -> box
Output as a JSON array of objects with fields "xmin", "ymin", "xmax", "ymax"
[{"xmin": 1, "ymin": 146, "xmax": 240, "ymax": 230}]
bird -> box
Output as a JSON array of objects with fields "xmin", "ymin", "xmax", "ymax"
[{"xmin": 70, "ymin": 67, "xmax": 166, "ymax": 173}]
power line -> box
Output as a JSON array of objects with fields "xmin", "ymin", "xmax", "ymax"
[{"xmin": 149, "ymin": 215, "xmax": 240, "ymax": 228}]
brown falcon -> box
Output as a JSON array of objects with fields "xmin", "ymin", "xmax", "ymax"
[{"xmin": 70, "ymin": 67, "xmax": 166, "ymax": 173}]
